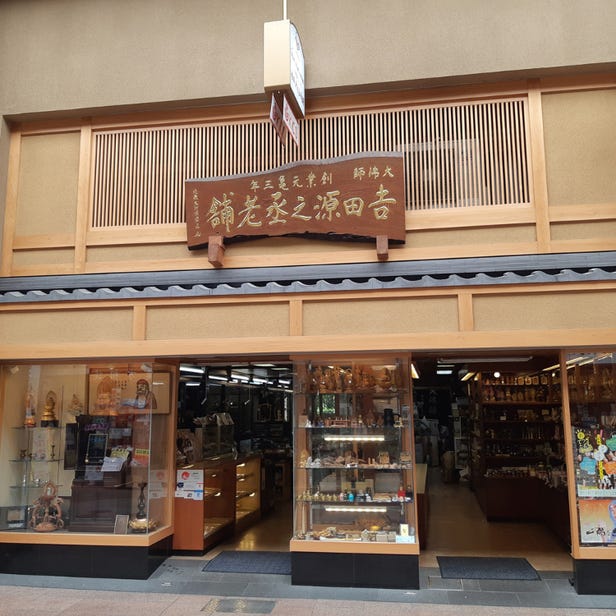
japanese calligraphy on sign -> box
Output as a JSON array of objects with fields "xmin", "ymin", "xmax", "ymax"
[{"xmin": 185, "ymin": 152, "xmax": 405, "ymax": 250}]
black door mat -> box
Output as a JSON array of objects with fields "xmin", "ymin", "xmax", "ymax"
[
  {"xmin": 202, "ymin": 550, "xmax": 291, "ymax": 575},
  {"xmin": 437, "ymin": 556, "xmax": 540, "ymax": 580}
]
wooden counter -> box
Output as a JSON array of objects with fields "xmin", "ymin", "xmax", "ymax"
[{"xmin": 173, "ymin": 454, "xmax": 262, "ymax": 553}]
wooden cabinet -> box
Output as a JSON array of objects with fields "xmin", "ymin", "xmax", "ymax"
[
  {"xmin": 470, "ymin": 372, "xmax": 564, "ymax": 482},
  {"xmin": 173, "ymin": 455, "xmax": 261, "ymax": 552},
  {"xmin": 469, "ymin": 371, "xmax": 567, "ymax": 532}
]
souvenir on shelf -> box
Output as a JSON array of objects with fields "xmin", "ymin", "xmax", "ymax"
[{"xmin": 292, "ymin": 357, "xmax": 416, "ymax": 545}]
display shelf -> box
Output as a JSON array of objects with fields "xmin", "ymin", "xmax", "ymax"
[
  {"xmin": 292, "ymin": 356, "xmax": 418, "ymax": 559},
  {"xmin": 5, "ymin": 425, "xmax": 64, "ymax": 514},
  {"xmin": 235, "ymin": 456, "xmax": 261, "ymax": 531},
  {"xmin": 469, "ymin": 371, "xmax": 564, "ymax": 480},
  {"xmin": 9, "ymin": 458, "xmax": 63, "ymax": 463},
  {"xmin": 468, "ymin": 369, "xmax": 567, "ymax": 525}
]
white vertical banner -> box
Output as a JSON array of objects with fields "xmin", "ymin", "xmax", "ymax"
[
  {"xmin": 269, "ymin": 94, "xmax": 287, "ymax": 144},
  {"xmin": 283, "ymin": 94, "xmax": 300, "ymax": 148}
]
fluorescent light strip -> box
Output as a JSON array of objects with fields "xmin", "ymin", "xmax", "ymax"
[
  {"xmin": 323, "ymin": 435, "xmax": 385, "ymax": 442},
  {"xmin": 180, "ymin": 366, "xmax": 205, "ymax": 374},
  {"xmin": 441, "ymin": 356, "xmax": 533, "ymax": 363},
  {"xmin": 324, "ymin": 506, "xmax": 387, "ymax": 513}
]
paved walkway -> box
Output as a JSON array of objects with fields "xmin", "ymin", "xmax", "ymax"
[{"xmin": 0, "ymin": 558, "xmax": 614, "ymax": 614}]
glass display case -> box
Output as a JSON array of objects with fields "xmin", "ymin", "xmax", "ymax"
[
  {"xmin": 0, "ymin": 362, "xmax": 174, "ymax": 535},
  {"xmin": 566, "ymin": 351, "xmax": 616, "ymax": 547},
  {"xmin": 292, "ymin": 356, "xmax": 417, "ymax": 548}
]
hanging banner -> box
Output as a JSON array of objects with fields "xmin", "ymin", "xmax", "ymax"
[
  {"xmin": 283, "ymin": 94, "xmax": 300, "ymax": 148},
  {"xmin": 269, "ymin": 95, "xmax": 287, "ymax": 144},
  {"xmin": 185, "ymin": 151, "xmax": 406, "ymax": 250}
]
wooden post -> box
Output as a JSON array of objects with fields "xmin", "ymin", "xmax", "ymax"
[
  {"xmin": 376, "ymin": 235, "xmax": 389, "ymax": 261},
  {"xmin": 208, "ymin": 235, "xmax": 226, "ymax": 268}
]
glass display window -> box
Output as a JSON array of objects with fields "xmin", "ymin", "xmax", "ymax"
[
  {"xmin": 0, "ymin": 362, "xmax": 174, "ymax": 536},
  {"xmin": 566, "ymin": 351, "xmax": 616, "ymax": 548},
  {"xmin": 291, "ymin": 356, "xmax": 418, "ymax": 548}
]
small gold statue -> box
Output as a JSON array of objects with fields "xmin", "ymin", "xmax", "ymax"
[
  {"xmin": 40, "ymin": 391, "xmax": 59, "ymax": 427},
  {"xmin": 24, "ymin": 390, "xmax": 36, "ymax": 427},
  {"xmin": 67, "ymin": 393, "xmax": 84, "ymax": 416}
]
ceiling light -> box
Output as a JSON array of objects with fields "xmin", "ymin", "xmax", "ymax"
[
  {"xmin": 325, "ymin": 506, "xmax": 387, "ymax": 513},
  {"xmin": 436, "ymin": 369, "xmax": 453, "ymax": 375},
  {"xmin": 323, "ymin": 435, "xmax": 385, "ymax": 442},
  {"xmin": 411, "ymin": 363, "xmax": 420, "ymax": 379},
  {"xmin": 439, "ymin": 356, "xmax": 533, "ymax": 364},
  {"xmin": 180, "ymin": 366, "xmax": 205, "ymax": 374},
  {"xmin": 460, "ymin": 371, "xmax": 476, "ymax": 382}
]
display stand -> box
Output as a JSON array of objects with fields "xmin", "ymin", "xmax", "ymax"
[{"xmin": 290, "ymin": 356, "xmax": 419, "ymax": 589}]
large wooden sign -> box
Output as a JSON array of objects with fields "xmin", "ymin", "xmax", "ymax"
[{"xmin": 185, "ymin": 152, "xmax": 406, "ymax": 251}]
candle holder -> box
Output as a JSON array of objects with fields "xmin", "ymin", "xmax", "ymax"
[{"xmin": 128, "ymin": 482, "xmax": 158, "ymax": 533}]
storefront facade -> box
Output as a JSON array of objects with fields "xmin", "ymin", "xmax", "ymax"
[{"xmin": 1, "ymin": 0, "xmax": 616, "ymax": 593}]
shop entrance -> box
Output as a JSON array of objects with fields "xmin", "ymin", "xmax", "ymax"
[
  {"xmin": 173, "ymin": 352, "xmax": 573, "ymax": 573},
  {"xmin": 412, "ymin": 351, "xmax": 572, "ymax": 572},
  {"xmin": 174, "ymin": 360, "xmax": 294, "ymax": 556}
]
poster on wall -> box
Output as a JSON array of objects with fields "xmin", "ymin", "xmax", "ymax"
[
  {"xmin": 572, "ymin": 425, "xmax": 616, "ymax": 497},
  {"xmin": 578, "ymin": 498, "xmax": 616, "ymax": 545},
  {"xmin": 88, "ymin": 371, "xmax": 171, "ymax": 415}
]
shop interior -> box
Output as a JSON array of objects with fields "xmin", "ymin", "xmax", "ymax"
[{"xmin": 175, "ymin": 351, "xmax": 572, "ymax": 570}]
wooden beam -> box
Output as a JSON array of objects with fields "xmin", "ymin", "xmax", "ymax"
[
  {"xmin": 527, "ymin": 81, "xmax": 551, "ymax": 253},
  {"xmin": 0, "ymin": 131, "xmax": 21, "ymax": 277},
  {"xmin": 207, "ymin": 235, "xmax": 225, "ymax": 268},
  {"xmin": 74, "ymin": 123, "xmax": 93, "ymax": 273},
  {"xmin": 457, "ymin": 292, "xmax": 475, "ymax": 332},
  {"xmin": 376, "ymin": 235, "xmax": 389, "ymax": 261}
]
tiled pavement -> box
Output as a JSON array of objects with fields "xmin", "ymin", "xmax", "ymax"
[{"xmin": 0, "ymin": 558, "xmax": 614, "ymax": 614}]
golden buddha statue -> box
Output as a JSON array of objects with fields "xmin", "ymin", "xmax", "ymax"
[{"xmin": 40, "ymin": 391, "xmax": 59, "ymax": 427}]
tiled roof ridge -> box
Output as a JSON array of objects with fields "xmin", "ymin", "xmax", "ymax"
[{"xmin": 1, "ymin": 252, "xmax": 615, "ymax": 304}]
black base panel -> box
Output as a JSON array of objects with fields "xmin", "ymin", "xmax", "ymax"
[
  {"xmin": 574, "ymin": 559, "xmax": 616, "ymax": 594},
  {"xmin": 0, "ymin": 536, "xmax": 171, "ymax": 579},
  {"xmin": 291, "ymin": 551, "xmax": 419, "ymax": 589}
]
